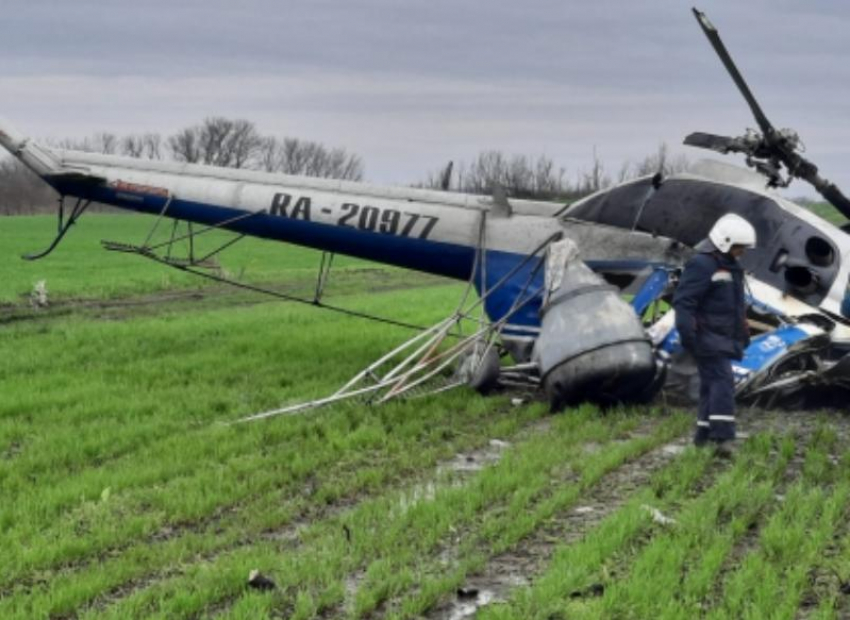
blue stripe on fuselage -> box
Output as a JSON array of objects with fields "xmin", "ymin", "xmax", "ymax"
[
  {"xmin": 84, "ymin": 186, "xmax": 477, "ymax": 279},
  {"xmin": 61, "ymin": 184, "xmax": 668, "ymax": 334},
  {"xmin": 75, "ymin": 184, "xmax": 544, "ymax": 328}
]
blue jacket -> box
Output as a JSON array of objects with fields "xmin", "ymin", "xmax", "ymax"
[{"xmin": 673, "ymin": 249, "xmax": 748, "ymax": 359}]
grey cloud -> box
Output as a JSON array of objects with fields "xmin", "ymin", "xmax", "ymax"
[{"xmin": 1, "ymin": 0, "xmax": 849, "ymax": 195}]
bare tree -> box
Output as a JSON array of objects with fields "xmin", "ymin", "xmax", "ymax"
[
  {"xmin": 52, "ymin": 132, "xmax": 120, "ymax": 154},
  {"xmin": 142, "ymin": 133, "xmax": 163, "ymax": 160},
  {"xmin": 122, "ymin": 135, "xmax": 145, "ymax": 158},
  {"xmin": 575, "ymin": 147, "xmax": 611, "ymax": 196},
  {"xmin": 1, "ymin": 118, "xmax": 367, "ymax": 214},
  {"xmin": 0, "ymin": 157, "xmax": 57, "ymax": 214},
  {"xmin": 258, "ymin": 136, "xmax": 364, "ymax": 180},
  {"xmin": 421, "ymin": 151, "xmax": 569, "ymax": 200},
  {"xmin": 421, "ymin": 144, "xmax": 694, "ymax": 202},
  {"xmin": 168, "ymin": 127, "xmax": 201, "ymax": 163},
  {"xmin": 257, "ymin": 136, "xmax": 278, "ymax": 173},
  {"xmin": 168, "ymin": 117, "xmax": 263, "ymax": 168},
  {"xmin": 96, "ymin": 132, "xmax": 119, "ymax": 155},
  {"xmin": 627, "ymin": 143, "xmax": 690, "ymax": 178},
  {"xmin": 121, "ymin": 134, "xmax": 162, "ymax": 159}
]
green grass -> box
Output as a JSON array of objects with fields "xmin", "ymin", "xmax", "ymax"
[
  {"xmin": 1, "ymin": 214, "xmax": 849, "ymax": 619},
  {"xmin": 0, "ymin": 213, "xmax": 407, "ymax": 304},
  {"xmin": 804, "ymin": 201, "xmax": 845, "ymax": 226},
  {"xmin": 380, "ymin": 410, "xmax": 691, "ymax": 620},
  {"xmin": 479, "ymin": 446, "xmax": 717, "ymax": 620}
]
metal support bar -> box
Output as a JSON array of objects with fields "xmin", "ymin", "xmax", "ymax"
[
  {"xmin": 195, "ymin": 233, "xmax": 246, "ymax": 265},
  {"xmin": 23, "ymin": 196, "xmax": 91, "ymax": 260},
  {"xmin": 188, "ymin": 222, "xmax": 195, "ymax": 263},
  {"xmin": 105, "ymin": 209, "xmax": 263, "ymax": 271},
  {"xmin": 314, "ymin": 252, "xmax": 335, "ymax": 303},
  {"xmin": 143, "ymin": 210, "xmax": 262, "ymax": 253},
  {"xmin": 111, "ymin": 248, "xmax": 435, "ymax": 332},
  {"xmin": 141, "ymin": 195, "xmax": 175, "ymax": 249},
  {"xmin": 166, "ymin": 219, "xmax": 180, "ymax": 261}
]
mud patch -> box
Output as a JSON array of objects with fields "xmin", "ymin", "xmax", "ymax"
[
  {"xmin": 340, "ymin": 430, "xmax": 545, "ymax": 615},
  {"xmin": 0, "ymin": 270, "xmax": 450, "ymax": 326},
  {"xmin": 427, "ymin": 427, "xmax": 693, "ymax": 619},
  {"xmin": 661, "ymin": 442, "xmax": 686, "ymax": 456},
  {"xmin": 76, "ymin": 427, "xmax": 519, "ymax": 618}
]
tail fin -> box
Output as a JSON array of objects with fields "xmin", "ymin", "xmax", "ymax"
[{"xmin": 0, "ymin": 117, "xmax": 61, "ymax": 177}]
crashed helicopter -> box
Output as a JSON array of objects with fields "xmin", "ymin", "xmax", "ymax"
[{"xmin": 1, "ymin": 8, "xmax": 849, "ymax": 417}]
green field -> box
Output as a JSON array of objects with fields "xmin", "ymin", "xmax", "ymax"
[
  {"xmin": 2, "ymin": 214, "xmax": 850, "ymax": 619},
  {"xmin": 0, "ymin": 214, "xmax": 393, "ymax": 304},
  {"xmin": 804, "ymin": 201, "xmax": 845, "ymax": 227}
]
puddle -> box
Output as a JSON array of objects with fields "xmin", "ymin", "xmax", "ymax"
[
  {"xmin": 449, "ymin": 439, "xmax": 512, "ymax": 473},
  {"xmin": 447, "ymin": 588, "xmax": 495, "ymax": 620},
  {"xmin": 442, "ymin": 572, "xmax": 530, "ymax": 619},
  {"xmin": 396, "ymin": 438, "xmax": 513, "ymax": 515}
]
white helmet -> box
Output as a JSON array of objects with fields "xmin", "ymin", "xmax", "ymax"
[{"xmin": 708, "ymin": 213, "xmax": 757, "ymax": 253}]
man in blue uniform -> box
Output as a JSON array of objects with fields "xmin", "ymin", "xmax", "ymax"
[{"xmin": 673, "ymin": 213, "xmax": 756, "ymax": 447}]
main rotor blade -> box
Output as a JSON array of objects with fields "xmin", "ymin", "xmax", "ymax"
[
  {"xmin": 684, "ymin": 131, "xmax": 741, "ymax": 154},
  {"xmin": 819, "ymin": 183, "xmax": 850, "ymax": 220},
  {"xmin": 776, "ymin": 148, "xmax": 850, "ymax": 219},
  {"xmin": 692, "ymin": 8, "xmax": 774, "ymax": 137},
  {"xmin": 797, "ymin": 161, "xmax": 850, "ymax": 220}
]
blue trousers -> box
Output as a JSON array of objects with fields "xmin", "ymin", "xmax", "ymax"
[{"xmin": 695, "ymin": 355, "xmax": 736, "ymax": 443}]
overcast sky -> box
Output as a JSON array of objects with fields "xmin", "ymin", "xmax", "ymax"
[{"xmin": 2, "ymin": 0, "xmax": 849, "ymax": 197}]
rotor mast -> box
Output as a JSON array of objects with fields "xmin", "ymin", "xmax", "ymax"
[{"xmin": 686, "ymin": 8, "xmax": 850, "ymax": 220}]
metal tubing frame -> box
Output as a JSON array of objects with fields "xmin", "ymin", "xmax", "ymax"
[
  {"xmin": 141, "ymin": 209, "xmax": 262, "ymax": 254},
  {"xmin": 233, "ymin": 226, "xmax": 555, "ymax": 423},
  {"xmin": 338, "ymin": 218, "xmax": 552, "ymax": 403},
  {"xmin": 141, "ymin": 196, "xmax": 175, "ymax": 249}
]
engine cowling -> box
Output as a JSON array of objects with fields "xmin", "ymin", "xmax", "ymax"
[{"xmin": 533, "ymin": 239, "xmax": 659, "ymax": 410}]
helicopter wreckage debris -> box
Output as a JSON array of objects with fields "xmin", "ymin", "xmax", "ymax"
[{"xmin": 2, "ymin": 8, "xmax": 850, "ymax": 418}]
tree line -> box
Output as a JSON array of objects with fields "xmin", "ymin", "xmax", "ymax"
[
  {"xmin": 0, "ymin": 116, "xmax": 687, "ymax": 214},
  {"xmin": 418, "ymin": 143, "xmax": 689, "ymax": 201}
]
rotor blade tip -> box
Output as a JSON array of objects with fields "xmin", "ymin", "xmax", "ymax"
[{"xmin": 693, "ymin": 9, "xmax": 715, "ymax": 31}]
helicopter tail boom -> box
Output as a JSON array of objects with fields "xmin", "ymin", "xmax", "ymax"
[{"xmin": 0, "ymin": 117, "xmax": 62, "ymax": 178}]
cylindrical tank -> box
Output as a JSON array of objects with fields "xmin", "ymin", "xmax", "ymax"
[{"xmin": 533, "ymin": 239, "xmax": 659, "ymax": 409}]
